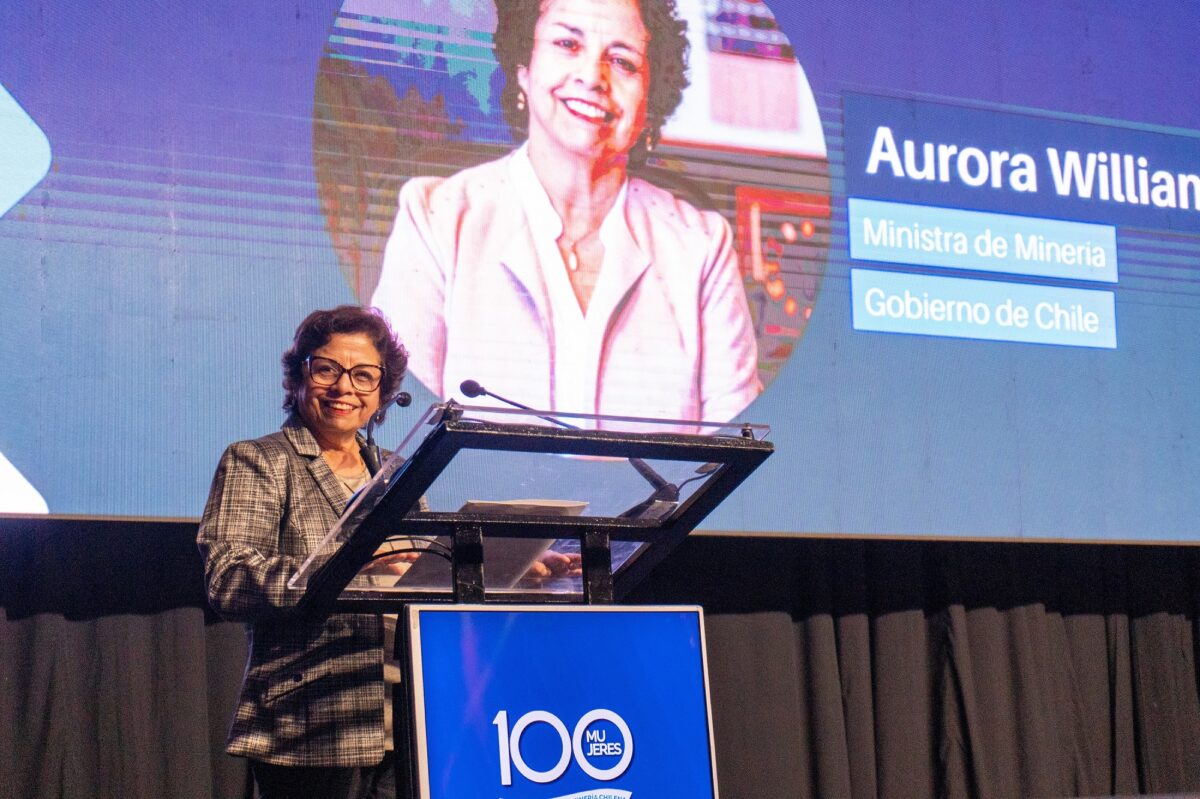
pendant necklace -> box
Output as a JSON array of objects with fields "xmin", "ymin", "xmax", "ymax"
[{"xmin": 561, "ymin": 233, "xmax": 590, "ymax": 272}]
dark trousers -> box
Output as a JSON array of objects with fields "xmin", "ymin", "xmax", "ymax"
[{"xmin": 251, "ymin": 752, "xmax": 395, "ymax": 799}]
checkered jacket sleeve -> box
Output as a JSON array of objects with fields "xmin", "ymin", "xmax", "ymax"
[{"xmin": 198, "ymin": 437, "xmax": 308, "ymax": 622}]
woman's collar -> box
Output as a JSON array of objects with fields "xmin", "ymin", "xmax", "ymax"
[{"xmin": 508, "ymin": 143, "xmax": 634, "ymax": 251}]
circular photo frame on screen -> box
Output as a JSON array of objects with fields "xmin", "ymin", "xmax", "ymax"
[{"xmin": 313, "ymin": 0, "xmax": 829, "ymax": 426}]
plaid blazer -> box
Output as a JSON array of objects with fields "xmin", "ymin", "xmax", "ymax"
[{"xmin": 197, "ymin": 417, "xmax": 385, "ymax": 767}]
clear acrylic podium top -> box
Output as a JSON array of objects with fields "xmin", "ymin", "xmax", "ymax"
[{"xmin": 288, "ymin": 403, "xmax": 772, "ymax": 608}]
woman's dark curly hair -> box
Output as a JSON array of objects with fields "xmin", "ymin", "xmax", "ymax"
[
  {"xmin": 282, "ymin": 305, "xmax": 408, "ymax": 420},
  {"xmin": 493, "ymin": 0, "xmax": 690, "ymax": 164}
]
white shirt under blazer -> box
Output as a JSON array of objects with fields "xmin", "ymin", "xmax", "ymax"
[{"xmin": 373, "ymin": 145, "xmax": 761, "ymax": 430}]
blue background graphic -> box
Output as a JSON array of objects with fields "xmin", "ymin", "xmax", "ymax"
[{"xmin": 1, "ymin": 1, "xmax": 1199, "ymax": 540}]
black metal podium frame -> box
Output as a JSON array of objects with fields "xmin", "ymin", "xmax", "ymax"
[
  {"xmin": 290, "ymin": 402, "xmax": 773, "ymax": 612},
  {"xmin": 285, "ymin": 402, "xmax": 772, "ymax": 799}
]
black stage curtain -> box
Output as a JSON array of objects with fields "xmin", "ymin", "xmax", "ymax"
[
  {"xmin": 2, "ymin": 517, "xmax": 1198, "ymax": 799},
  {"xmin": 0, "ymin": 518, "xmax": 250, "ymax": 799},
  {"xmin": 629, "ymin": 538, "xmax": 1200, "ymax": 799}
]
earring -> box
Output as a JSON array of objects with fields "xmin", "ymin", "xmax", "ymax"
[{"xmin": 516, "ymin": 91, "xmax": 526, "ymax": 112}]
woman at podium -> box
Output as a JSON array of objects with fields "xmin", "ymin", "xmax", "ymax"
[
  {"xmin": 372, "ymin": 0, "xmax": 761, "ymax": 428},
  {"xmin": 197, "ymin": 305, "xmax": 409, "ymax": 798}
]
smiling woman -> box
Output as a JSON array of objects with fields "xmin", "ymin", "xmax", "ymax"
[
  {"xmin": 497, "ymin": 0, "xmax": 688, "ymax": 167},
  {"xmin": 197, "ymin": 305, "xmax": 411, "ymax": 798},
  {"xmin": 293, "ymin": 335, "xmax": 384, "ymax": 465},
  {"xmin": 371, "ymin": 0, "xmax": 761, "ymax": 430},
  {"xmin": 518, "ymin": 0, "xmax": 650, "ymax": 171}
]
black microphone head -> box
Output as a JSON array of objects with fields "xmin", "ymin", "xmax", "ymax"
[
  {"xmin": 394, "ymin": 391, "xmax": 412, "ymax": 408},
  {"xmin": 459, "ymin": 379, "xmax": 485, "ymax": 398}
]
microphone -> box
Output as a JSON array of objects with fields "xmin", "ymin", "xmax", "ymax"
[
  {"xmin": 362, "ymin": 392, "xmax": 413, "ymax": 476},
  {"xmin": 459, "ymin": 379, "xmax": 485, "ymax": 399},
  {"xmin": 458, "ymin": 380, "xmax": 679, "ymax": 511},
  {"xmin": 460, "ymin": 380, "xmax": 571, "ymax": 429}
]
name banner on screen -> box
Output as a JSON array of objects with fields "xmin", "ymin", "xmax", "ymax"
[
  {"xmin": 843, "ymin": 93, "xmax": 1200, "ymax": 233},
  {"xmin": 847, "ymin": 198, "xmax": 1118, "ymax": 283},
  {"xmin": 851, "ymin": 268, "xmax": 1117, "ymax": 348}
]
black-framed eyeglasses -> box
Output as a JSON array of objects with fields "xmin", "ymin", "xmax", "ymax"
[{"xmin": 304, "ymin": 355, "xmax": 384, "ymax": 392}]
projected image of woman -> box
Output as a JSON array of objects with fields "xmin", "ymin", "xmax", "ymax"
[{"xmin": 372, "ymin": 0, "xmax": 761, "ymax": 427}]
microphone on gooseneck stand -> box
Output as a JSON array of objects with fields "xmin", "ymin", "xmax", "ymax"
[
  {"xmin": 457, "ymin": 379, "xmax": 679, "ymax": 515},
  {"xmin": 361, "ymin": 391, "xmax": 413, "ymax": 477},
  {"xmin": 460, "ymin": 379, "xmax": 579, "ymax": 431}
]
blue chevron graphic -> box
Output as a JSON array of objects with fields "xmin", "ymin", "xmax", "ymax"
[{"xmin": 0, "ymin": 82, "xmax": 52, "ymax": 217}]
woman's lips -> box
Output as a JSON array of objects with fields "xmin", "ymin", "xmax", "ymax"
[{"xmin": 561, "ymin": 97, "xmax": 614, "ymax": 123}]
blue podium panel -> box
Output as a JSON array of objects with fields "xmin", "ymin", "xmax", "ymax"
[{"xmin": 407, "ymin": 605, "xmax": 718, "ymax": 799}]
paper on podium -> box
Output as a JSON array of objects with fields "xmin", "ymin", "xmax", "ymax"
[
  {"xmin": 396, "ymin": 498, "xmax": 586, "ymax": 589},
  {"xmin": 458, "ymin": 498, "xmax": 587, "ymax": 516}
]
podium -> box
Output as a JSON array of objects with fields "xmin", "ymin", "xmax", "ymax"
[{"xmin": 287, "ymin": 402, "xmax": 773, "ymax": 798}]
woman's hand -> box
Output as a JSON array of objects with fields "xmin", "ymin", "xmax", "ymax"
[
  {"xmin": 524, "ymin": 550, "xmax": 583, "ymax": 580},
  {"xmin": 360, "ymin": 549, "xmax": 421, "ymax": 576}
]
